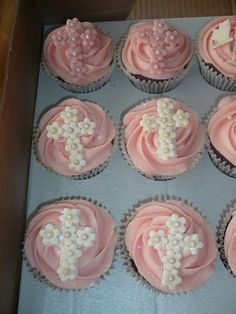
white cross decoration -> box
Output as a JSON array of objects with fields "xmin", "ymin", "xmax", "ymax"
[
  {"xmin": 139, "ymin": 99, "xmax": 190, "ymax": 160},
  {"xmin": 39, "ymin": 208, "xmax": 96, "ymax": 281},
  {"xmin": 148, "ymin": 213, "xmax": 204, "ymax": 290}
]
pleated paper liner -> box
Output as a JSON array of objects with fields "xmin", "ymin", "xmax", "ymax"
[
  {"xmin": 203, "ymin": 105, "xmax": 236, "ymax": 178},
  {"xmin": 23, "ymin": 196, "xmax": 119, "ymax": 291},
  {"xmin": 116, "ymin": 32, "xmax": 195, "ymax": 94},
  {"xmin": 119, "ymin": 195, "xmax": 216, "ymax": 295},
  {"xmin": 217, "ymin": 199, "xmax": 236, "ymax": 277},
  {"xmin": 32, "ymin": 99, "xmax": 118, "ymax": 180}
]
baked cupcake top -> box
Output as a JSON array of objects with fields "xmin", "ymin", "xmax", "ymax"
[
  {"xmin": 198, "ymin": 16, "xmax": 236, "ymax": 79},
  {"xmin": 125, "ymin": 199, "xmax": 217, "ymax": 293},
  {"xmin": 36, "ymin": 98, "xmax": 116, "ymax": 176},
  {"xmin": 122, "ymin": 97, "xmax": 205, "ymax": 176},
  {"xmin": 121, "ymin": 19, "xmax": 193, "ymax": 80},
  {"xmin": 43, "ymin": 18, "xmax": 113, "ymax": 85},
  {"xmin": 224, "ymin": 210, "xmax": 236, "ymax": 275},
  {"xmin": 24, "ymin": 199, "xmax": 117, "ymax": 289},
  {"xmin": 208, "ymin": 95, "xmax": 236, "ymax": 167}
]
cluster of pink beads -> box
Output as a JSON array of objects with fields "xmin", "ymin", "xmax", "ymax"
[
  {"xmin": 135, "ymin": 20, "xmax": 181, "ymax": 75},
  {"xmin": 51, "ymin": 18, "xmax": 98, "ymax": 77}
]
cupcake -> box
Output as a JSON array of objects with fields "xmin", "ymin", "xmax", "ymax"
[
  {"xmin": 118, "ymin": 19, "xmax": 194, "ymax": 93},
  {"xmin": 120, "ymin": 97, "xmax": 205, "ymax": 180},
  {"xmin": 206, "ymin": 95, "xmax": 236, "ymax": 178},
  {"xmin": 24, "ymin": 197, "xmax": 118, "ymax": 289},
  {"xmin": 217, "ymin": 200, "xmax": 236, "ymax": 276},
  {"xmin": 43, "ymin": 18, "xmax": 115, "ymax": 93},
  {"xmin": 34, "ymin": 98, "xmax": 117, "ymax": 179},
  {"xmin": 122, "ymin": 197, "xmax": 217, "ymax": 293},
  {"xmin": 197, "ymin": 16, "xmax": 236, "ymax": 91}
]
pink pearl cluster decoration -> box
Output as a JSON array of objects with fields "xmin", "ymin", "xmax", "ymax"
[
  {"xmin": 51, "ymin": 18, "xmax": 98, "ymax": 78},
  {"xmin": 135, "ymin": 20, "xmax": 182, "ymax": 75}
]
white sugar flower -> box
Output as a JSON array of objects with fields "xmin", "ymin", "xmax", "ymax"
[
  {"xmin": 183, "ymin": 234, "xmax": 204, "ymax": 255},
  {"xmin": 173, "ymin": 109, "xmax": 190, "ymax": 128},
  {"xmin": 63, "ymin": 122, "xmax": 81, "ymax": 139},
  {"xmin": 60, "ymin": 106, "xmax": 78, "ymax": 124},
  {"xmin": 161, "ymin": 269, "xmax": 182, "ymax": 290},
  {"xmin": 157, "ymin": 141, "xmax": 176, "ymax": 160},
  {"xmin": 39, "ymin": 224, "xmax": 60, "ymax": 245},
  {"xmin": 166, "ymin": 214, "xmax": 186, "ymax": 234},
  {"xmin": 65, "ymin": 138, "xmax": 83, "ymax": 154},
  {"xmin": 140, "ymin": 114, "xmax": 159, "ymax": 131},
  {"xmin": 68, "ymin": 242, "xmax": 83, "ymax": 258},
  {"xmin": 147, "ymin": 229, "xmax": 167, "ymax": 249},
  {"xmin": 159, "ymin": 127, "xmax": 176, "ymax": 142},
  {"xmin": 61, "ymin": 245, "xmax": 82, "ymax": 263},
  {"xmin": 166, "ymin": 233, "xmax": 184, "ymax": 252},
  {"xmin": 156, "ymin": 98, "xmax": 174, "ymax": 116},
  {"xmin": 59, "ymin": 225, "xmax": 77, "ymax": 245},
  {"xmin": 46, "ymin": 122, "xmax": 63, "ymax": 140},
  {"xmin": 68, "ymin": 154, "xmax": 86, "ymax": 171},
  {"xmin": 57, "ymin": 262, "xmax": 76, "ymax": 281},
  {"xmin": 156, "ymin": 114, "xmax": 174, "ymax": 128},
  {"xmin": 162, "ymin": 250, "xmax": 182, "ymax": 270},
  {"xmin": 76, "ymin": 227, "xmax": 96, "ymax": 248},
  {"xmin": 78, "ymin": 117, "xmax": 96, "ymax": 136},
  {"xmin": 60, "ymin": 208, "xmax": 80, "ymax": 227}
]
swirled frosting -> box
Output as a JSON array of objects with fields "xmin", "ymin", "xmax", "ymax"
[
  {"xmin": 43, "ymin": 18, "xmax": 113, "ymax": 85},
  {"xmin": 224, "ymin": 210, "xmax": 236, "ymax": 275},
  {"xmin": 125, "ymin": 199, "xmax": 217, "ymax": 293},
  {"xmin": 198, "ymin": 17, "xmax": 236, "ymax": 78},
  {"xmin": 122, "ymin": 20, "xmax": 193, "ymax": 80},
  {"xmin": 208, "ymin": 95, "xmax": 236, "ymax": 166},
  {"xmin": 37, "ymin": 98, "xmax": 116, "ymax": 176},
  {"xmin": 123, "ymin": 98, "xmax": 205, "ymax": 176},
  {"xmin": 24, "ymin": 199, "xmax": 117, "ymax": 289}
]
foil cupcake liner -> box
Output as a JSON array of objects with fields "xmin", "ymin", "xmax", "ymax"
[
  {"xmin": 217, "ymin": 199, "xmax": 236, "ymax": 277},
  {"xmin": 203, "ymin": 106, "xmax": 236, "ymax": 178},
  {"xmin": 119, "ymin": 195, "xmax": 214, "ymax": 295},
  {"xmin": 23, "ymin": 195, "xmax": 118, "ymax": 291},
  {"xmin": 116, "ymin": 33, "xmax": 195, "ymax": 94},
  {"xmin": 32, "ymin": 100, "xmax": 118, "ymax": 180},
  {"xmin": 119, "ymin": 97, "xmax": 205, "ymax": 181}
]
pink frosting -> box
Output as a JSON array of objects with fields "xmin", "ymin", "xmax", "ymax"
[
  {"xmin": 43, "ymin": 19, "xmax": 113, "ymax": 85},
  {"xmin": 37, "ymin": 98, "xmax": 116, "ymax": 176},
  {"xmin": 123, "ymin": 98, "xmax": 205, "ymax": 176},
  {"xmin": 224, "ymin": 210, "xmax": 236, "ymax": 275},
  {"xmin": 198, "ymin": 16, "xmax": 236, "ymax": 79},
  {"xmin": 122, "ymin": 20, "xmax": 193, "ymax": 80},
  {"xmin": 24, "ymin": 199, "xmax": 117, "ymax": 289},
  {"xmin": 208, "ymin": 95, "xmax": 236, "ymax": 166},
  {"xmin": 125, "ymin": 200, "xmax": 217, "ymax": 293}
]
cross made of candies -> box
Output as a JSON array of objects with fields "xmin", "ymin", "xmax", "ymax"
[
  {"xmin": 51, "ymin": 18, "xmax": 98, "ymax": 77},
  {"xmin": 46, "ymin": 106, "xmax": 96, "ymax": 171},
  {"xmin": 147, "ymin": 213, "xmax": 204, "ymax": 290},
  {"xmin": 139, "ymin": 98, "xmax": 190, "ymax": 160},
  {"xmin": 40, "ymin": 208, "xmax": 96, "ymax": 281}
]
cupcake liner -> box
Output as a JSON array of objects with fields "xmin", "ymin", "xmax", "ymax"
[
  {"xmin": 204, "ymin": 106, "xmax": 236, "ymax": 178},
  {"xmin": 119, "ymin": 97, "xmax": 205, "ymax": 181},
  {"xmin": 116, "ymin": 33, "xmax": 195, "ymax": 94},
  {"xmin": 217, "ymin": 199, "xmax": 236, "ymax": 277},
  {"xmin": 23, "ymin": 195, "xmax": 118, "ymax": 291},
  {"xmin": 119, "ymin": 195, "xmax": 214, "ymax": 295},
  {"xmin": 32, "ymin": 101, "xmax": 118, "ymax": 180}
]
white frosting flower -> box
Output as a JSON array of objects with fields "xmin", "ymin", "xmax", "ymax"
[
  {"xmin": 162, "ymin": 250, "xmax": 182, "ymax": 270},
  {"xmin": 61, "ymin": 245, "xmax": 82, "ymax": 263},
  {"xmin": 65, "ymin": 138, "xmax": 83, "ymax": 154},
  {"xmin": 173, "ymin": 109, "xmax": 190, "ymax": 128},
  {"xmin": 68, "ymin": 154, "xmax": 86, "ymax": 171},
  {"xmin": 140, "ymin": 114, "xmax": 159, "ymax": 131},
  {"xmin": 59, "ymin": 226, "xmax": 77, "ymax": 245},
  {"xmin": 157, "ymin": 98, "xmax": 174, "ymax": 114},
  {"xmin": 166, "ymin": 214, "xmax": 186, "ymax": 234},
  {"xmin": 161, "ymin": 269, "xmax": 182, "ymax": 290},
  {"xmin": 76, "ymin": 227, "xmax": 96, "ymax": 248},
  {"xmin": 39, "ymin": 224, "xmax": 60, "ymax": 245},
  {"xmin": 78, "ymin": 117, "xmax": 96, "ymax": 136},
  {"xmin": 159, "ymin": 127, "xmax": 176, "ymax": 142},
  {"xmin": 166, "ymin": 233, "xmax": 184, "ymax": 252},
  {"xmin": 59, "ymin": 208, "xmax": 80, "ymax": 227},
  {"xmin": 57, "ymin": 262, "xmax": 77, "ymax": 281},
  {"xmin": 148, "ymin": 229, "xmax": 167, "ymax": 249},
  {"xmin": 157, "ymin": 141, "xmax": 176, "ymax": 160},
  {"xmin": 183, "ymin": 233, "xmax": 204, "ymax": 255},
  {"xmin": 156, "ymin": 115, "xmax": 174, "ymax": 128},
  {"xmin": 63, "ymin": 122, "xmax": 81, "ymax": 139},
  {"xmin": 60, "ymin": 106, "xmax": 78, "ymax": 124},
  {"xmin": 46, "ymin": 122, "xmax": 63, "ymax": 140}
]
